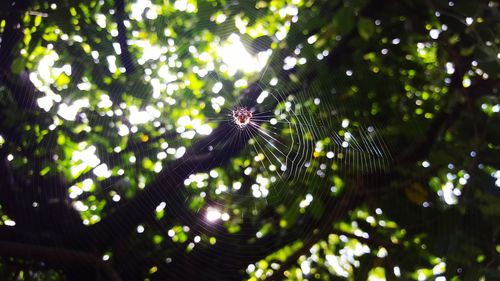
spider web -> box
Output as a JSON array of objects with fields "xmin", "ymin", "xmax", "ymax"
[{"xmin": 0, "ymin": 0, "xmax": 393, "ymax": 279}]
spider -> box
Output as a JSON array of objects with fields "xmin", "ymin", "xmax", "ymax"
[{"xmin": 232, "ymin": 106, "xmax": 253, "ymax": 128}]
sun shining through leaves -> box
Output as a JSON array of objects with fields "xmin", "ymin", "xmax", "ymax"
[
  {"xmin": 27, "ymin": 0, "xmax": 390, "ymax": 245},
  {"xmin": 3, "ymin": 0, "xmax": 497, "ymax": 280},
  {"xmin": 217, "ymin": 33, "xmax": 272, "ymax": 75}
]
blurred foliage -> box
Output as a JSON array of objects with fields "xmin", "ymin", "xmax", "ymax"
[{"xmin": 0, "ymin": 0, "xmax": 499, "ymax": 280}]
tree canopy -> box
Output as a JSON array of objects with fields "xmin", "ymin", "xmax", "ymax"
[{"xmin": 0, "ymin": 0, "xmax": 499, "ymax": 280}]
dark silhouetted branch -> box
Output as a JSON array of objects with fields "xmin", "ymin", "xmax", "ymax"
[
  {"xmin": 0, "ymin": 241, "xmax": 122, "ymax": 281},
  {"xmin": 114, "ymin": 0, "xmax": 136, "ymax": 74},
  {"xmin": 86, "ymin": 82, "xmax": 268, "ymax": 250}
]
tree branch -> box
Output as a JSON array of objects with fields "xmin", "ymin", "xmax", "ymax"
[
  {"xmin": 114, "ymin": 0, "xmax": 135, "ymax": 74},
  {"xmin": 0, "ymin": 241, "xmax": 122, "ymax": 281},
  {"xmin": 85, "ymin": 80, "xmax": 269, "ymax": 250}
]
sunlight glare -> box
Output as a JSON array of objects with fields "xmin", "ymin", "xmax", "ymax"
[
  {"xmin": 217, "ymin": 34, "xmax": 271, "ymax": 75},
  {"xmin": 206, "ymin": 207, "xmax": 221, "ymax": 222}
]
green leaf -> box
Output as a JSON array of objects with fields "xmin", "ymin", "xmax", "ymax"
[
  {"xmin": 34, "ymin": 15, "xmax": 42, "ymax": 26},
  {"xmin": 56, "ymin": 73, "xmax": 71, "ymax": 87},
  {"xmin": 40, "ymin": 166, "xmax": 51, "ymax": 176},
  {"xmin": 358, "ymin": 17, "xmax": 375, "ymax": 40},
  {"xmin": 333, "ymin": 6, "xmax": 355, "ymax": 35},
  {"xmin": 42, "ymin": 32, "xmax": 58, "ymax": 41},
  {"xmin": 11, "ymin": 57, "xmax": 25, "ymax": 74}
]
